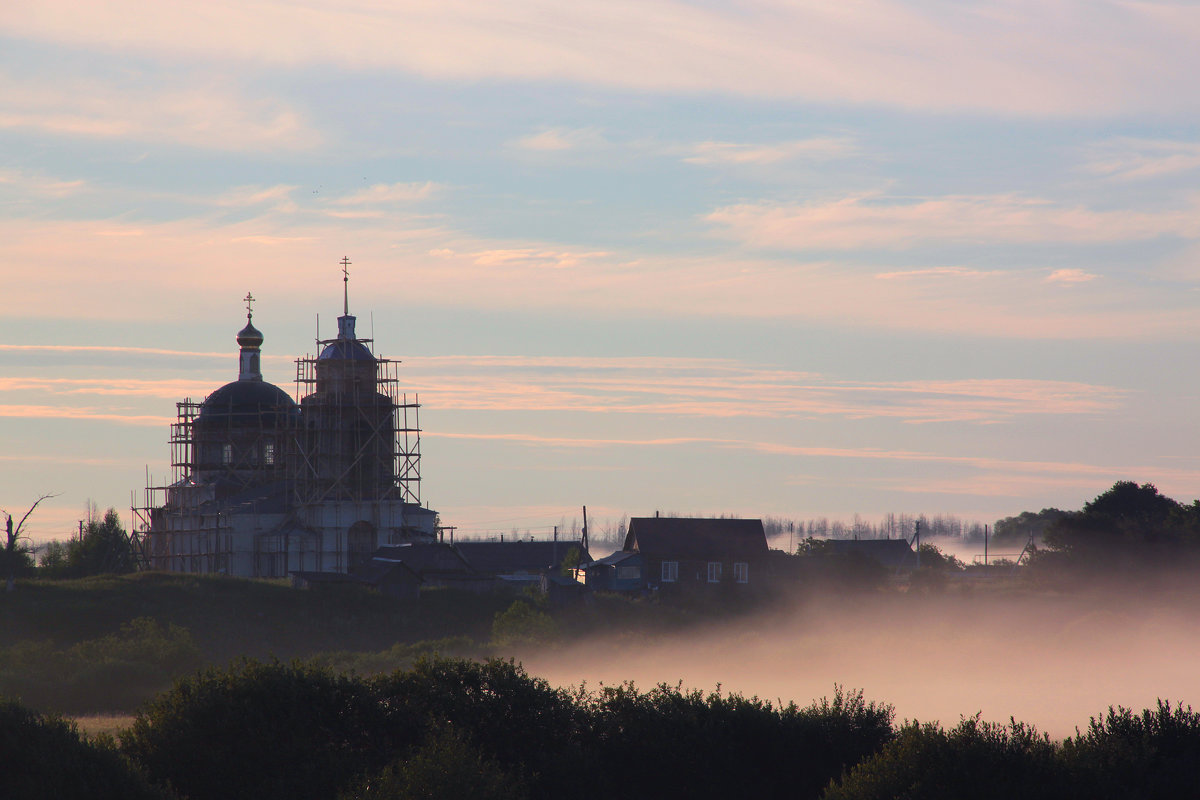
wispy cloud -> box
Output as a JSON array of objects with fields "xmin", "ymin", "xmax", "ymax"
[
  {"xmin": 707, "ymin": 193, "xmax": 1200, "ymax": 250},
  {"xmin": 403, "ymin": 360, "xmax": 1125, "ymax": 423},
  {"xmin": 5, "ymin": 1, "xmax": 1199, "ymax": 115},
  {"xmin": 512, "ymin": 127, "xmax": 605, "ymax": 152},
  {"xmin": 1045, "ymin": 268, "xmax": 1097, "ymax": 285},
  {"xmin": 0, "ymin": 168, "xmax": 87, "ymax": 198},
  {"xmin": 215, "ymin": 184, "xmax": 299, "ymax": 210},
  {"xmin": 875, "ymin": 267, "xmax": 997, "ymax": 280},
  {"xmin": 683, "ymin": 137, "xmax": 856, "ymax": 166},
  {"xmin": 0, "ymin": 71, "xmax": 321, "ymax": 151},
  {"xmin": 333, "ymin": 182, "xmax": 438, "ymax": 205},
  {"xmin": 1082, "ymin": 138, "xmax": 1200, "ymax": 181},
  {"xmin": 0, "ymin": 405, "xmax": 171, "ymax": 425},
  {"xmin": 0, "ymin": 354, "xmax": 1125, "ymax": 424}
]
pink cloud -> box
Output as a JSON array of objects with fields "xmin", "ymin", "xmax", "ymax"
[
  {"xmin": 4, "ymin": 1, "xmax": 1199, "ymax": 115},
  {"xmin": 707, "ymin": 194, "xmax": 1200, "ymax": 250}
]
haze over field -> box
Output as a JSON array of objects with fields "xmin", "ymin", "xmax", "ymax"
[
  {"xmin": 525, "ymin": 584, "xmax": 1200, "ymax": 738},
  {"xmin": 4, "ymin": 3, "xmax": 1200, "ymax": 557}
]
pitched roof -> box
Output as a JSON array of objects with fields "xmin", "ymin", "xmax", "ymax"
[
  {"xmin": 453, "ymin": 540, "xmax": 590, "ymax": 576},
  {"xmin": 587, "ymin": 550, "xmax": 641, "ymax": 568},
  {"xmin": 624, "ymin": 518, "xmax": 768, "ymax": 560},
  {"xmin": 824, "ymin": 539, "xmax": 916, "ymax": 569},
  {"xmin": 372, "ymin": 543, "xmax": 477, "ymax": 576}
]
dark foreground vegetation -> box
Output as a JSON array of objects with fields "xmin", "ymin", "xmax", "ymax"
[{"xmin": 3, "ymin": 657, "xmax": 1199, "ymax": 800}]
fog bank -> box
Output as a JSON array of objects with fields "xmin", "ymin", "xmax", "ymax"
[{"xmin": 522, "ymin": 585, "xmax": 1200, "ymax": 737}]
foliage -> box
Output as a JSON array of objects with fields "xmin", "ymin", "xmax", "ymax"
[
  {"xmin": 40, "ymin": 508, "xmax": 135, "ymax": 579},
  {"xmin": 585, "ymin": 683, "xmax": 893, "ymax": 800},
  {"xmin": 992, "ymin": 508, "xmax": 1067, "ymax": 546},
  {"xmin": 0, "ymin": 541, "xmax": 36, "ymax": 578},
  {"xmin": 0, "ymin": 698, "xmax": 170, "ymax": 799},
  {"xmin": 0, "ymin": 617, "xmax": 201, "ymax": 714},
  {"xmin": 1039, "ymin": 482, "xmax": 1200, "ymax": 572},
  {"xmin": 371, "ymin": 657, "xmax": 584, "ymax": 799},
  {"xmin": 120, "ymin": 660, "xmax": 401, "ymax": 800},
  {"xmin": 3, "ymin": 493, "xmax": 57, "ymax": 590},
  {"xmin": 341, "ymin": 724, "xmax": 528, "ymax": 800},
  {"xmin": 825, "ymin": 715, "xmax": 1063, "ymax": 800},
  {"xmin": 310, "ymin": 636, "xmax": 485, "ymax": 675},
  {"xmin": 491, "ymin": 599, "xmax": 559, "ymax": 648},
  {"xmin": 1060, "ymin": 701, "xmax": 1200, "ymax": 800},
  {"xmin": 559, "ymin": 544, "xmax": 584, "ymax": 575}
]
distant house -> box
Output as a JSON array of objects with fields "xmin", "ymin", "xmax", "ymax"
[
  {"xmin": 584, "ymin": 550, "xmax": 645, "ymax": 592},
  {"xmin": 291, "ymin": 560, "xmax": 421, "ymax": 600},
  {"xmin": 454, "ymin": 540, "xmax": 589, "ymax": 591},
  {"xmin": 823, "ymin": 539, "xmax": 917, "ymax": 572},
  {"xmin": 587, "ymin": 517, "xmax": 769, "ymax": 593},
  {"xmin": 371, "ymin": 543, "xmax": 492, "ymax": 592}
]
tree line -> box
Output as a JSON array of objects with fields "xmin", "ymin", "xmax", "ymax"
[{"xmin": 4, "ymin": 656, "xmax": 1199, "ymax": 800}]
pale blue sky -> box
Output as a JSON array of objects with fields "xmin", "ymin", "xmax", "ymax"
[{"xmin": 4, "ymin": 1, "xmax": 1200, "ymax": 542}]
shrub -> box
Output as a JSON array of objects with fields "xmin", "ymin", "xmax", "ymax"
[
  {"xmin": 1060, "ymin": 700, "xmax": 1200, "ymax": 799},
  {"xmin": 584, "ymin": 683, "xmax": 893, "ymax": 800},
  {"xmin": 340, "ymin": 724, "xmax": 528, "ymax": 800},
  {"xmin": 824, "ymin": 715, "xmax": 1063, "ymax": 800},
  {"xmin": 120, "ymin": 660, "xmax": 403, "ymax": 800},
  {"xmin": 0, "ymin": 698, "xmax": 169, "ymax": 799},
  {"xmin": 371, "ymin": 657, "xmax": 584, "ymax": 800},
  {"xmin": 491, "ymin": 600, "xmax": 559, "ymax": 648}
]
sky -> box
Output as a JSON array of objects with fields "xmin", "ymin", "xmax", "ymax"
[{"xmin": 4, "ymin": 1, "xmax": 1200, "ymax": 544}]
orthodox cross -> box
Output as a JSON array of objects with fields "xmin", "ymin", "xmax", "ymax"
[
  {"xmin": 340, "ymin": 256, "xmax": 351, "ymax": 315},
  {"xmin": 243, "ymin": 291, "xmax": 255, "ymax": 318}
]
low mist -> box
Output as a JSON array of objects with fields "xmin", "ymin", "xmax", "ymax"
[{"xmin": 521, "ymin": 578, "xmax": 1200, "ymax": 738}]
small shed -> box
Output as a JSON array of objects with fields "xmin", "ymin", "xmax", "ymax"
[
  {"xmin": 454, "ymin": 539, "xmax": 590, "ymax": 580},
  {"xmin": 824, "ymin": 539, "xmax": 917, "ymax": 572},
  {"xmin": 370, "ymin": 543, "xmax": 493, "ymax": 593},
  {"xmin": 584, "ymin": 550, "xmax": 645, "ymax": 592}
]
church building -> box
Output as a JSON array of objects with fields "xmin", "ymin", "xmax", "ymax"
[{"xmin": 135, "ymin": 263, "xmax": 436, "ymax": 577}]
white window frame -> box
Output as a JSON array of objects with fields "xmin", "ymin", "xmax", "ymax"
[
  {"xmin": 662, "ymin": 560, "xmax": 678, "ymax": 583},
  {"xmin": 222, "ymin": 443, "xmax": 233, "ymax": 465},
  {"xmin": 707, "ymin": 561, "xmax": 722, "ymax": 583},
  {"xmin": 734, "ymin": 562, "xmax": 749, "ymax": 584}
]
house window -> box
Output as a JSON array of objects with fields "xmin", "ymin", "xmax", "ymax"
[
  {"xmin": 617, "ymin": 565, "xmax": 641, "ymax": 581},
  {"xmin": 221, "ymin": 443, "xmax": 233, "ymax": 465},
  {"xmin": 707, "ymin": 561, "xmax": 722, "ymax": 583},
  {"xmin": 734, "ymin": 562, "xmax": 749, "ymax": 584},
  {"xmin": 263, "ymin": 441, "xmax": 275, "ymax": 465},
  {"xmin": 662, "ymin": 561, "xmax": 678, "ymax": 582}
]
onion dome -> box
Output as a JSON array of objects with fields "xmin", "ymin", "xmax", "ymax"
[{"xmin": 237, "ymin": 319, "xmax": 263, "ymax": 348}]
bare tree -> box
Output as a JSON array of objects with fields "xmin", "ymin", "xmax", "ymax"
[{"xmin": 3, "ymin": 493, "xmax": 58, "ymax": 591}]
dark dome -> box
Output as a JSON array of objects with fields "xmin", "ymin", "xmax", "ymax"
[
  {"xmin": 237, "ymin": 319, "xmax": 264, "ymax": 348},
  {"xmin": 197, "ymin": 380, "xmax": 299, "ymax": 426},
  {"xmin": 319, "ymin": 339, "xmax": 374, "ymax": 361}
]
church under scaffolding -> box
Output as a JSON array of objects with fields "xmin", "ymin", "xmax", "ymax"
[{"xmin": 132, "ymin": 271, "xmax": 436, "ymax": 577}]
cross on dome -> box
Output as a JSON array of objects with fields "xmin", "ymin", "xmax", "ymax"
[
  {"xmin": 244, "ymin": 291, "xmax": 256, "ymax": 318},
  {"xmin": 340, "ymin": 256, "xmax": 351, "ymax": 315}
]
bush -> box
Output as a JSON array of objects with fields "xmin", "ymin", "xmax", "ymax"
[
  {"xmin": 341, "ymin": 724, "xmax": 527, "ymax": 800},
  {"xmin": 1060, "ymin": 701, "xmax": 1200, "ymax": 799},
  {"xmin": 491, "ymin": 600, "xmax": 559, "ymax": 648},
  {"xmin": 0, "ymin": 617, "xmax": 201, "ymax": 714},
  {"xmin": 371, "ymin": 657, "xmax": 584, "ymax": 799},
  {"xmin": 120, "ymin": 660, "xmax": 403, "ymax": 800},
  {"xmin": 585, "ymin": 683, "xmax": 893, "ymax": 800},
  {"xmin": 0, "ymin": 698, "xmax": 169, "ymax": 799},
  {"xmin": 825, "ymin": 715, "xmax": 1063, "ymax": 800}
]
